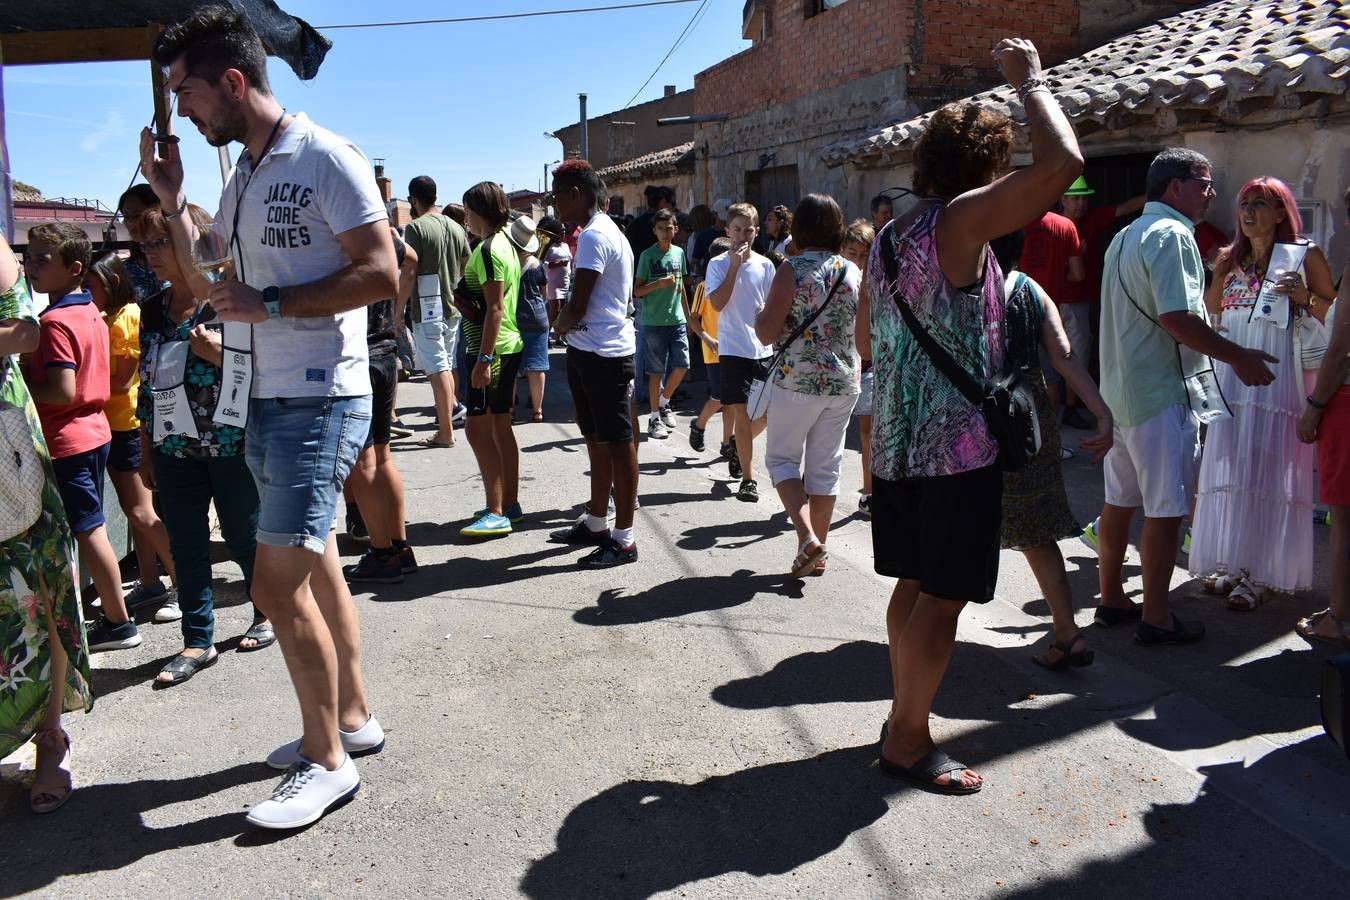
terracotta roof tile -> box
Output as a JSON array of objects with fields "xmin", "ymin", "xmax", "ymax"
[
  {"xmin": 825, "ymin": 0, "xmax": 1350, "ymax": 166},
  {"xmin": 596, "ymin": 142, "xmax": 695, "ymax": 182}
]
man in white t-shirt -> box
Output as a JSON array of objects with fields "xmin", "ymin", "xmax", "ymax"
[
  {"xmin": 706, "ymin": 202, "xmax": 777, "ymax": 502},
  {"xmin": 141, "ymin": 6, "xmax": 398, "ymax": 830},
  {"xmin": 549, "ymin": 160, "xmax": 640, "ymax": 567}
]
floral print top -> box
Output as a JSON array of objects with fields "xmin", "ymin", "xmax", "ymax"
[
  {"xmin": 866, "ymin": 205, "xmax": 1006, "ymax": 479},
  {"xmin": 771, "ymin": 251, "xmax": 861, "ymax": 396},
  {"xmin": 135, "ymin": 287, "xmax": 245, "ymax": 458}
]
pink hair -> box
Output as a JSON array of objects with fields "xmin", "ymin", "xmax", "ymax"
[{"xmin": 1218, "ymin": 177, "xmax": 1302, "ymax": 277}]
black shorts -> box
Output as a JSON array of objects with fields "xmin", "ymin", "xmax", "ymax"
[
  {"xmin": 366, "ymin": 352, "xmax": 397, "ymax": 447},
  {"xmin": 720, "ymin": 354, "xmax": 769, "ymax": 406},
  {"xmin": 871, "ymin": 465, "xmax": 1002, "ymax": 603},
  {"xmin": 108, "ymin": 428, "xmax": 142, "ymax": 472},
  {"xmin": 566, "ymin": 346, "xmax": 635, "ymax": 444},
  {"xmin": 466, "ymin": 351, "xmax": 523, "ymax": 417}
]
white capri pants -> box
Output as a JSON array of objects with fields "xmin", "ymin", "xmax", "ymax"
[{"xmin": 764, "ymin": 383, "xmax": 859, "ymax": 496}]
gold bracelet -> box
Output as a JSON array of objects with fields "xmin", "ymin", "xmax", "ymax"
[{"xmin": 1308, "ymin": 293, "xmax": 1320, "ymax": 310}]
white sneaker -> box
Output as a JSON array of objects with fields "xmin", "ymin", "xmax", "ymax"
[
  {"xmin": 153, "ymin": 595, "xmax": 182, "ymax": 623},
  {"xmin": 245, "ymin": 755, "xmax": 360, "ymax": 830},
  {"xmin": 266, "ymin": 715, "xmax": 385, "ymax": 770}
]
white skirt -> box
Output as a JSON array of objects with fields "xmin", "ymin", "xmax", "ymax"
[{"xmin": 1188, "ymin": 306, "xmax": 1314, "ymax": 592}]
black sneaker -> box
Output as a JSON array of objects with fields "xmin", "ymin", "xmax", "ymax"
[
  {"xmin": 551, "ymin": 521, "xmax": 610, "ymax": 545},
  {"xmin": 737, "ymin": 479, "xmax": 759, "ymax": 502},
  {"xmin": 346, "ymin": 505, "xmax": 369, "ymax": 542},
  {"xmin": 579, "ymin": 537, "xmax": 638, "ymax": 568},
  {"xmin": 343, "ymin": 548, "xmax": 404, "ymax": 584},
  {"xmin": 124, "ymin": 580, "xmax": 169, "ymax": 611},
  {"xmin": 689, "ymin": 423, "xmax": 706, "ymax": 452},
  {"xmin": 86, "ymin": 614, "xmax": 142, "ymax": 652},
  {"xmin": 721, "ymin": 441, "xmax": 743, "ymax": 480},
  {"xmin": 395, "ymin": 543, "xmax": 418, "ymax": 574}
]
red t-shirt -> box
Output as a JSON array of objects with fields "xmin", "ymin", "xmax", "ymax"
[
  {"xmin": 29, "ymin": 291, "xmax": 112, "ymax": 459},
  {"xmin": 1019, "ymin": 211, "xmax": 1082, "ymax": 305},
  {"xmin": 1061, "ymin": 205, "xmax": 1121, "ymax": 304},
  {"xmin": 1194, "ymin": 220, "xmax": 1230, "ymax": 268}
]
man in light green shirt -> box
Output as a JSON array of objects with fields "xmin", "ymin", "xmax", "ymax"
[{"xmin": 1094, "ymin": 148, "xmax": 1277, "ymax": 646}]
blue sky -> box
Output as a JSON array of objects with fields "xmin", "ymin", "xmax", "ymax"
[{"xmin": 2, "ymin": 0, "xmax": 745, "ymax": 213}]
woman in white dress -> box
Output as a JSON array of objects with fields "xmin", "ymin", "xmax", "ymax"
[{"xmin": 1190, "ymin": 176, "xmax": 1336, "ymax": 608}]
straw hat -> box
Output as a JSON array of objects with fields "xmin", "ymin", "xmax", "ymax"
[{"xmin": 506, "ymin": 215, "xmax": 541, "ymax": 253}]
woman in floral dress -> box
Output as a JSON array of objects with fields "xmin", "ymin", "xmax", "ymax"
[
  {"xmin": 128, "ymin": 205, "xmax": 269, "ymax": 687},
  {"xmin": 0, "ymin": 231, "xmax": 93, "ymax": 813},
  {"xmin": 755, "ymin": 193, "xmax": 863, "ymax": 577}
]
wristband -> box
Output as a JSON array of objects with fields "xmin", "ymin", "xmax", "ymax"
[
  {"xmin": 1307, "ymin": 395, "xmax": 1329, "ymax": 411},
  {"xmin": 162, "ymin": 196, "xmax": 189, "ymax": 221},
  {"xmin": 478, "ymin": 353, "xmax": 495, "ymax": 364}
]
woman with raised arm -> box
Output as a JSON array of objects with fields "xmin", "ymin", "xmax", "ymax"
[
  {"xmin": 0, "ymin": 229, "xmax": 94, "ymax": 813},
  {"xmin": 869, "ymin": 38, "xmax": 1082, "ymax": 794}
]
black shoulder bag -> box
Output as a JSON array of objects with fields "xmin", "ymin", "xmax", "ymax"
[
  {"xmin": 452, "ymin": 232, "xmax": 495, "ymax": 325},
  {"xmin": 880, "ymin": 231, "xmax": 1041, "ymax": 472}
]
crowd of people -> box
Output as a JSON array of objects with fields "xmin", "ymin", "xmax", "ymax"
[{"xmin": 3, "ymin": 9, "xmax": 1348, "ymax": 829}]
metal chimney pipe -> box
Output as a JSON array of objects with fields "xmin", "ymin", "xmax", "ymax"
[{"xmin": 579, "ymin": 93, "xmax": 589, "ymax": 161}]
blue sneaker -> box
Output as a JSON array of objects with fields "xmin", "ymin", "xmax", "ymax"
[
  {"xmin": 460, "ymin": 512, "xmax": 512, "ymax": 538},
  {"xmin": 472, "ymin": 502, "xmax": 524, "ymax": 523}
]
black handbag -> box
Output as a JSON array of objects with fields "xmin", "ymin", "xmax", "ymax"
[
  {"xmin": 880, "ymin": 231, "xmax": 1040, "ymax": 472},
  {"xmin": 1322, "ymin": 652, "xmax": 1350, "ymax": 760}
]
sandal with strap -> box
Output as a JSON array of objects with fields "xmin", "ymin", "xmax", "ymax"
[
  {"xmin": 155, "ymin": 649, "xmax": 219, "ymax": 687},
  {"xmin": 1031, "ymin": 632, "xmax": 1095, "ymax": 670},
  {"xmin": 1295, "ymin": 608, "xmax": 1350, "ymax": 648},
  {"xmin": 238, "ymin": 618, "xmax": 276, "ymax": 653},
  {"xmin": 879, "ymin": 745, "xmax": 982, "ymax": 795},
  {"xmin": 790, "ymin": 538, "xmax": 828, "ymax": 578},
  {"xmin": 1226, "ymin": 576, "xmax": 1267, "ymax": 611},
  {"xmin": 30, "ymin": 728, "xmax": 72, "ymax": 814},
  {"xmin": 1202, "ymin": 569, "xmax": 1240, "ymax": 595}
]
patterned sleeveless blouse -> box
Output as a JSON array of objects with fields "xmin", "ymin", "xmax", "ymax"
[{"xmin": 866, "ymin": 205, "xmax": 1006, "ymax": 479}]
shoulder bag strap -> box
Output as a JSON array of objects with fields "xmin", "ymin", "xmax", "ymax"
[{"xmin": 878, "ymin": 223, "xmax": 986, "ymax": 405}]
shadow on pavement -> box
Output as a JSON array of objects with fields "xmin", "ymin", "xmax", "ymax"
[
  {"xmin": 677, "ymin": 511, "xmax": 791, "ymax": 551},
  {"xmin": 0, "ymin": 762, "xmax": 275, "ymax": 897},
  {"xmin": 519, "ymin": 743, "xmax": 899, "ymax": 899},
  {"xmin": 573, "ymin": 569, "xmax": 803, "ymax": 626}
]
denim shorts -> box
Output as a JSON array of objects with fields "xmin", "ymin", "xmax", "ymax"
[
  {"xmin": 642, "ymin": 323, "xmax": 690, "ymax": 375},
  {"xmin": 51, "ymin": 443, "xmax": 109, "ymax": 536},
  {"xmin": 245, "ymin": 395, "xmax": 371, "ymax": 554},
  {"xmin": 412, "ymin": 317, "xmax": 459, "ymax": 376}
]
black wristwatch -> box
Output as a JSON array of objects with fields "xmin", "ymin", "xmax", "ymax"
[{"xmin": 1307, "ymin": 394, "xmax": 1329, "ymax": 411}]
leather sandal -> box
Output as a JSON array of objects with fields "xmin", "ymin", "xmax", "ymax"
[
  {"xmin": 30, "ymin": 728, "xmax": 72, "ymax": 814},
  {"xmin": 790, "ymin": 538, "xmax": 828, "ymax": 578},
  {"xmin": 238, "ymin": 618, "xmax": 276, "ymax": 652},
  {"xmin": 1032, "ymin": 632, "xmax": 1095, "ymax": 670},
  {"xmin": 155, "ymin": 649, "xmax": 219, "ymax": 687}
]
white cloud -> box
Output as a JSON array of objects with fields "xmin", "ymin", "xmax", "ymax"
[{"xmin": 80, "ymin": 108, "xmax": 130, "ymax": 154}]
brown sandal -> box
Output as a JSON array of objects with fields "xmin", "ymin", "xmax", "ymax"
[
  {"xmin": 30, "ymin": 727, "xmax": 72, "ymax": 814},
  {"xmin": 1295, "ymin": 608, "xmax": 1350, "ymax": 648}
]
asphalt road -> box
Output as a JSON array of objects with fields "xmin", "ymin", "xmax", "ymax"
[{"xmin": 3, "ymin": 352, "xmax": 1348, "ymax": 898}]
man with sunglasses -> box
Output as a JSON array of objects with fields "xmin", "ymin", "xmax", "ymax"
[
  {"xmin": 1093, "ymin": 148, "xmax": 1278, "ymax": 648},
  {"xmin": 138, "ymin": 4, "xmax": 397, "ymax": 829}
]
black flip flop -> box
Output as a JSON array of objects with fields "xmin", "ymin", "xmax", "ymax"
[
  {"xmin": 879, "ymin": 746, "xmax": 982, "ymax": 795},
  {"xmin": 1134, "ymin": 614, "xmax": 1205, "ymax": 646},
  {"xmin": 155, "ymin": 650, "xmax": 218, "ymax": 687},
  {"xmin": 238, "ymin": 619, "xmax": 276, "ymax": 653}
]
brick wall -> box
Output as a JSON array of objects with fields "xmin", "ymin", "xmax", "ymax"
[{"xmin": 695, "ymin": 0, "xmax": 913, "ymax": 119}]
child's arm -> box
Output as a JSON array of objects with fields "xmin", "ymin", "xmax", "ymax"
[
  {"xmin": 29, "ymin": 366, "xmax": 77, "ymax": 406},
  {"xmin": 110, "ymin": 354, "xmax": 138, "ymax": 394}
]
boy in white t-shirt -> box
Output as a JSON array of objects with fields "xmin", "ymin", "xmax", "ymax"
[
  {"xmin": 705, "ymin": 202, "xmax": 777, "ymax": 502},
  {"xmin": 549, "ymin": 160, "xmax": 640, "ymax": 567}
]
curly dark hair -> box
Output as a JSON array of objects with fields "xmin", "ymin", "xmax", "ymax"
[{"xmin": 912, "ymin": 101, "xmax": 1014, "ymax": 200}]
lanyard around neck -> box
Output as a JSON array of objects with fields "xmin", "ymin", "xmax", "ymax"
[{"xmin": 228, "ymin": 109, "xmax": 288, "ymax": 282}]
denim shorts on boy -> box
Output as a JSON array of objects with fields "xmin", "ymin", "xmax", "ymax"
[
  {"xmin": 411, "ymin": 316, "xmax": 459, "ymax": 376},
  {"xmin": 366, "ymin": 353, "xmax": 397, "ymax": 448},
  {"xmin": 466, "ymin": 351, "xmax": 523, "ymax": 417},
  {"xmin": 642, "ymin": 324, "xmax": 690, "ymax": 375},
  {"xmin": 51, "ymin": 443, "xmax": 111, "ymax": 535},
  {"xmin": 566, "ymin": 346, "xmax": 635, "ymax": 444},
  {"xmin": 108, "ymin": 428, "xmax": 143, "ymax": 473},
  {"xmin": 853, "ymin": 367, "xmax": 874, "ymax": 417},
  {"xmin": 719, "ymin": 355, "xmax": 770, "ymax": 406},
  {"xmin": 705, "ymin": 362, "xmax": 722, "ymax": 402},
  {"xmin": 245, "ymin": 395, "xmax": 372, "ymax": 554}
]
